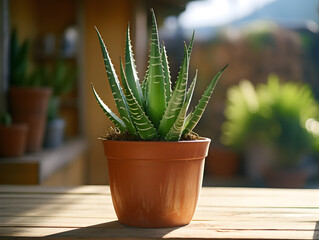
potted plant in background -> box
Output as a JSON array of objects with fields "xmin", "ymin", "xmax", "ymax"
[
  {"xmin": 222, "ymin": 74, "xmax": 319, "ymax": 188},
  {"xmin": 9, "ymin": 30, "xmax": 51, "ymax": 153},
  {"xmin": 91, "ymin": 10, "xmax": 227, "ymax": 227},
  {"xmin": 0, "ymin": 113, "xmax": 28, "ymax": 157},
  {"xmin": 40, "ymin": 60, "xmax": 76, "ymax": 148}
]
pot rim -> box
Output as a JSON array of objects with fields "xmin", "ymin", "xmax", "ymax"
[
  {"xmin": 102, "ymin": 137, "xmax": 211, "ymax": 161},
  {"xmin": 100, "ymin": 137, "xmax": 211, "ymax": 144},
  {"xmin": 10, "ymin": 86, "xmax": 52, "ymax": 91},
  {"xmin": 10, "ymin": 86, "xmax": 52, "ymax": 95}
]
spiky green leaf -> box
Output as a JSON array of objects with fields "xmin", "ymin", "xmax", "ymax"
[
  {"xmin": 141, "ymin": 68, "xmax": 149, "ymax": 99},
  {"xmin": 91, "ymin": 83, "xmax": 126, "ymax": 131},
  {"xmin": 146, "ymin": 9, "xmax": 166, "ymax": 127},
  {"xmin": 161, "ymin": 43, "xmax": 172, "ymax": 105},
  {"xmin": 187, "ymin": 31, "xmax": 195, "ymax": 60},
  {"xmin": 183, "ymin": 113, "xmax": 192, "ymax": 131},
  {"xmin": 125, "ymin": 24, "xmax": 144, "ymax": 107},
  {"xmin": 95, "ymin": 27, "xmax": 137, "ymax": 134},
  {"xmin": 158, "ymin": 44, "xmax": 189, "ymax": 138},
  {"xmin": 120, "ymin": 59, "xmax": 157, "ymax": 140},
  {"xmin": 166, "ymin": 70, "xmax": 197, "ymax": 141},
  {"xmin": 183, "ymin": 64, "xmax": 228, "ymax": 136}
]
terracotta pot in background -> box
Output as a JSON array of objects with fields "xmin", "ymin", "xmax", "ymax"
[
  {"xmin": 205, "ymin": 148, "xmax": 240, "ymax": 177},
  {"xmin": 9, "ymin": 87, "xmax": 51, "ymax": 152},
  {"xmin": 0, "ymin": 123, "xmax": 28, "ymax": 157},
  {"xmin": 102, "ymin": 138, "xmax": 210, "ymax": 228}
]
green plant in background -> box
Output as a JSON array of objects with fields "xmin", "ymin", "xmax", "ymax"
[
  {"xmin": 0, "ymin": 113, "xmax": 12, "ymax": 126},
  {"xmin": 43, "ymin": 60, "xmax": 77, "ymax": 120},
  {"xmin": 222, "ymin": 74, "xmax": 319, "ymax": 168},
  {"xmin": 9, "ymin": 30, "xmax": 30, "ymax": 86},
  {"xmin": 10, "ymin": 30, "xmax": 53, "ymax": 87},
  {"xmin": 306, "ymin": 118, "xmax": 319, "ymax": 159},
  {"xmin": 45, "ymin": 60, "xmax": 76, "ymax": 97},
  {"xmin": 92, "ymin": 10, "xmax": 227, "ymax": 141}
]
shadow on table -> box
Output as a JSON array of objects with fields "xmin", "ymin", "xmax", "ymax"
[
  {"xmin": 314, "ymin": 221, "xmax": 319, "ymax": 240},
  {"xmin": 47, "ymin": 220, "xmax": 181, "ymax": 239}
]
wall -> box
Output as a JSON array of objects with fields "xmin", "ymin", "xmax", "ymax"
[
  {"xmin": 10, "ymin": 0, "xmax": 38, "ymax": 41},
  {"xmin": 83, "ymin": 0, "xmax": 134, "ymax": 184}
]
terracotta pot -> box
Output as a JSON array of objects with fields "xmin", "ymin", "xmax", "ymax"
[
  {"xmin": 9, "ymin": 87, "xmax": 51, "ymax": 152},
  {"xmin": 102, "ymin": 138, "xmax": 210, "ymax": 228},
  {"xmin": 0, "ymin": 123, "xmax": 28, "ymax": 157},
  {"xmin": 205, "ymin": 148, "xmax": 240, "ymax": 177}
]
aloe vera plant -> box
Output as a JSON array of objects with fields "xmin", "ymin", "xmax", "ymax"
[{"xmin": 92, "ymin": 10, "xmax": 227, "ymax": 141}]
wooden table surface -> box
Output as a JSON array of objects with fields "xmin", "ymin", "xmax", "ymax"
[{"xmin": 0, "ymin": 185, "xmax": 318, "ymax": 239}]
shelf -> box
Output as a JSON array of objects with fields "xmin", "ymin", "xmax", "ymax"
[{"xmin": 0, "ymin": 137, "xmax": 87, "ymax": 185}]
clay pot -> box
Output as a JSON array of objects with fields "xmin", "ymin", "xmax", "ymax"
[
  {"xmin": 0, "ymin": 123, "xmax": 28, "ymax": 157},
  {"xmin": 102, "ymin": 138, "xmax": 210, "ymax": 228},
  {"xmin": 9, "ymin": 87, "xmax": 51, "ymax": 152}
]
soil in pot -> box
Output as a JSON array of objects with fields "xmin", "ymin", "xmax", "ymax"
[
  {"xmin": 102, "ymin": 138, "xmax": 210, "ymax": 228},
  {"xmin": 9, "ymin": 87, "xmax": 51, "ymax": 152},
  {"xmin": 0, "ymin": 123, "xmax": 28, "ymax": 157}
]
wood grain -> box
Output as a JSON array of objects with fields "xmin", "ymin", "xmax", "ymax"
[{"xmin": 0, "ymin": 186, "xmax": 318, "ymax": 239}]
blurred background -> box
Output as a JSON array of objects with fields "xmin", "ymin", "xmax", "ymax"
[{"xmin": 0, "ymin": 0, "xmax": 318, "ymax": 188}]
